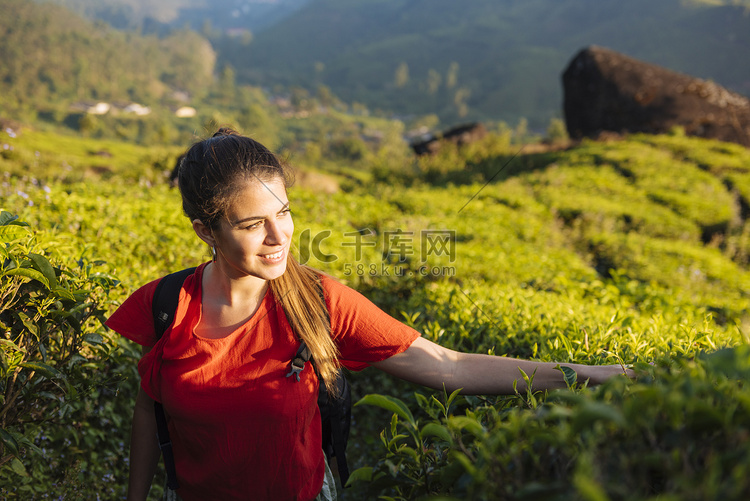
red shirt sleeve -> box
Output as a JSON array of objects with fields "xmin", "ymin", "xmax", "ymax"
[
  {"xmin": 105, "ymin": 278, "xmax": 161, "ymax": 347},
  {"xmin": 322, "ymin": 275, "xmax": 421, "ymax": 371}
]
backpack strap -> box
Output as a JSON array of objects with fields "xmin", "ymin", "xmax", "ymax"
[
  {"xmin": 280, "ymin": 279, "xmax": 351, "ymax": 485},
  {"xmin": 321, "ymin": 373, "xmax": 352, "ymax": 485},
  {"xmin": 288, "ymin": 340, "xmax": 352, "ymax": 485},
  {"xmin": 285, "ymin": 342, "xmax": 312, "ymax": 382},
  {"xmin": 154, "ymin": 398, "xmax": 180, "ymax": 490},
  {"xmin": 150, "ymin": 267, "xmax": 196, "ymax": 491},
  {"xmin": 152, "ymin": 267, "xmax": 197, "ymax": 340}
]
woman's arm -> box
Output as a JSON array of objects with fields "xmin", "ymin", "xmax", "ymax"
[
  {"xmin": 371, "ymin": 336, "xmax": 631, "ymax": 395},
  {"xmin": 127, "ymin": 347, "xmax": 161, "ymax": 501}
]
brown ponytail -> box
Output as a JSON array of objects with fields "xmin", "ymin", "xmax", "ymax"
[{"xmin": 270, "ymin": 258, "xmax": 341, "ymax": 395}]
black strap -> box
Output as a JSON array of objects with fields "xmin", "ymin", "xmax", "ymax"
[
  {"xmin": 154, "ymin": 401, "xmax": 179, "ymax": 490},
  {"xmin": 289, "ymin": 340, "xmax": 351, "ymax": 486},
  {"xmin": 150, "ymin": 267, "xmax": 195, "ymax": 491},
  {"xmin": 285, "ymin": 342, "xmax": 312, "ymax": 382},
  {"xmin": 152, "ymin": 267, "xmax": 196, "ymax": 340},
  {"xmin": 325, "ymin": 375, "xmax": 351, "ymax": 485}
]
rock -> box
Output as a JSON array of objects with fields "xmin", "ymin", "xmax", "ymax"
[
  {"xmin": 562, "ymin": 46, "xmax": 750, "ymax": 147},
  {"xmin": 411, "ymin": 122, "xmax": 488, "ymax": 155}
]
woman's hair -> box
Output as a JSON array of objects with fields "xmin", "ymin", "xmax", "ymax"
[{"xmin": 178, "ymin": 127, "xmax": 341, "ymax": 394}]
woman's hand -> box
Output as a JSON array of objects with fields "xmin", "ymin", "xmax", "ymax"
[{"xmin": 577, "ymin": 363, "xmax": 635, "ymax": 386}]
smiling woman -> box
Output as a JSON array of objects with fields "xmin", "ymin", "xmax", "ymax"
[{"xmin": 105, "ymin": 127, "xmax": 633, "ymax": 501}]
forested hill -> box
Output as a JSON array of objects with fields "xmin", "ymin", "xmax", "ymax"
[
  {"xmin": 36, "ymin": 0, "xmax": 313, "ymax": 32},
  {"xmin": 6, "ymin": 0, "xmax": 750, "ymax": 137},
  {"xmin": 235, "ymin": 0, "xmax": 750, "ymax": 127},
  {"xmin": 0, "ymin": 0, "xmax": 215, "ymax": 118}
]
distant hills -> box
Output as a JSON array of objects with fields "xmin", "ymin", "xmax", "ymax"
[
  {"xmin": 2, "ymin": 0, "xmax": 215, "ymax": 112},
  {"xmin": 235, "ymin": 0, "xmax": 750, "ymax": 127},
  {"xmin": 17, "ymin": 0, "xmax": 750, "ymax": 131},
  {"xmin": 36, "ymin": 0, "xmax": 312, "ymax": 32}
]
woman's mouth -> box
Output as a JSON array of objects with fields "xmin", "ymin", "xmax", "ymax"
[{"xmin": 261, "ymin": 249, "xmax": 285, "ymax": 262}]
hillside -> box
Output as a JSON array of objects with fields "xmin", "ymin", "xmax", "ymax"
[
  {"xmin": 1, "ymin": 0, "xmax": 215, "ymax": 117},
  {"xmin": 36, "ymin": 0, "xmax": 312, "ymax": 32},
  {"xmin": 1, "ymin": 127, "xmax": 749, "ymax": 498},
  {"xmin": 16, "ymin": 0, "xmax": 750, "ymax": 133},
  {"xmin": 235, "ymin": 0, "xmax": 750, "ymax": 127},
  {"xmin": 1, "ymin": 0, "xmax": 413, "ymax": 150}
]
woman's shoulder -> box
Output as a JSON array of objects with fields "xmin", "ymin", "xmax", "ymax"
[
  {"xmin": 105, "ymin": 263, "xmax": 206, "ymax": 345},
  {"xmin": 316, "ymin": 271, "xmax": 358, "ymax": 299}
]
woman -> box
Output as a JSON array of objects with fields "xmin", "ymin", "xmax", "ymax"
[{"xmin": 106, "ymin": 128, "xmax": 632, "ymax": 501}]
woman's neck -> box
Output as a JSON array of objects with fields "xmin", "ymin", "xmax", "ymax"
[{"xmin": 195, "ymin": 262, "xmax": 269, "ymax": 339}]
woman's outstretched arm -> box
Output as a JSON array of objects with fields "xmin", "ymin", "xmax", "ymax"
[{"xmin": 372, "ymin": 336, "xmax": 631, "ymax": 395}]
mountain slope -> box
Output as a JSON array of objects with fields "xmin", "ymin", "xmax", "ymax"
[
  {"xmin": 235, "ymin": 0, "xmax": 750, "ymax": 127},
  {"xmin": 1, "ymin": 0, "xmax": 215, "ymax": 117},
  {"xmin": 35, "ymin": 0, "xmax": 312, "ymax": 32}
]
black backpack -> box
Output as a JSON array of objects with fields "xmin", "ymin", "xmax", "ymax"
[{"xmin": 150, "ymin": 267, "xmax": 352, "ymax": 491}]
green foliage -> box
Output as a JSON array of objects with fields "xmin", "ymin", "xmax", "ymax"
[
  {"xmin": 351, "ymin": 347, "xmax": 750, "ymax": 500},
  {"xmin": 0, "ymin": 128, "xmax": 182, "ymax": 184},
  {"xmin": 0, "ymin": 0, "xmax": 214, "ymax": 119},
  {"xmin": 0, "ymin": 211, "xmax": 136, "ymax": 499},
  {"xmin": 2, "ymin": 127, "xmax": 750, "ymax": 499},
  {"xmin": 545, "ymin": 118, "xmax": 569, "ymax": 144}
]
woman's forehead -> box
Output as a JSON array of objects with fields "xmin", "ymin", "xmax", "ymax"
[{"xmin": 225, "ymin": 177, "xmax": 288, "ymax": 218}]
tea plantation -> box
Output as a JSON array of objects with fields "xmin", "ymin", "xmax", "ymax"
[{"xmin": 1, "ymin": 127, "xmax": 749, "ymax": 499}]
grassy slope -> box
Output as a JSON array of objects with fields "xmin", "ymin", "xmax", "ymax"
[
  {"xmin": 2, "ymin": 126, "xmax": 749, "ymax": 497},
  {"xmin": 2, "ymin": 126, "xmax": 747, "ymax": 335}
]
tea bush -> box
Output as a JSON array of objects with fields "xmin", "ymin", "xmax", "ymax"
[
  {"xmin": 353, "ymin": 346, "xmax": 750, "ymax": 500},
  {"xmin": 1, "ymin": 128, "xmax": 749, "ymax": 499},
  {"xmin": 0, "ymin": 211, "xmax": 137, "ymax": 499}
]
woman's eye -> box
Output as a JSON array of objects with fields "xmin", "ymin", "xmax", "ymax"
[{"xmin": 243, "ymin": 221, "xmax": 263, "ymax": 230}]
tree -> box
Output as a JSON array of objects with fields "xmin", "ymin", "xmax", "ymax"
[
  {"xmin": 426, "ymin": 69, "xmax": 442, "ymax": 95},
  {"xmin": 216, "ymin": 65, "xmax": 237, "ymax": 106},
  {"xmin": 546, "ymin": 118, "xmax": 569, "ymax": 144},
  {"xmin": 454, "ymin": 87, "xmax": 471, "ymax": 118},
  {"xmin": 394, "ymin": 62, "xmax": 410, "ymax": 88},
  {"xmin": 317, "ymin": 85, "xmax": 337, "ymax": 108},
  {"xmin": 446, "ymin": 62, "xmax": 459, "ymax": 90}
]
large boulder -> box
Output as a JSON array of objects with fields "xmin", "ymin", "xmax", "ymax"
[{"xmin": 563, "ymin": 46, "xmax": 750, "ymax": 147}]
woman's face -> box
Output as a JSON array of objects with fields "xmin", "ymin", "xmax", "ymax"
[{"xmin": 211, "ymin": 176, "xmax": 294, "ymax": 281}]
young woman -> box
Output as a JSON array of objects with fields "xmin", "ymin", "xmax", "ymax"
[{"xmin": 106, "ymin": 128, "xmax": 632, "ymax": 501}]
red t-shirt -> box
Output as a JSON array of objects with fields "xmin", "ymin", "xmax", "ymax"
[{"xmin": 105, "ymin": 263, "xmax": 419, "ymax": 501}]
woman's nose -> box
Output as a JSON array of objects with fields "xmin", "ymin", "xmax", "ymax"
[{"xmin": 264, "ymin": 220, "xmax": 288, "ymax": 245}]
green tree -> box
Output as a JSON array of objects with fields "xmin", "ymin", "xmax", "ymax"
[
  {"xmin": 454, "ymin": 87, "xmax": 471, "ymax": 118},
  {"xmin": 426, "ymin": 69, "xmax": 442, "ymax": 95},
  {"xmin": 217, "ymin": 65, "xmax": 237, "ymax": 106},
  {"xmin": 514, "ymin": 117, "xmax": 529, "ymax": 143},
  {"xmin": 316, "ymin": 85, "xmax": 337, "ymax": 108},
  {"xmin": 394, "ymin": 62, "xmax": 410, "ymax": 88},
  {"xmin": 546, "ymin": 118, "xmax": 569, "ymax": 144},
  {"xmin": 446, "ymin": 62, "xmax": 459, "ymax": 89}
]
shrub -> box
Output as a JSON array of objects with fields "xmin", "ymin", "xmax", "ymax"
[
  {"xmin": 0, "ymin": 211, "xmax": 135, "ymax": 499},
  {"xmin": 351, "ymin": 346, "xmax": 750, "ymax": 500}
]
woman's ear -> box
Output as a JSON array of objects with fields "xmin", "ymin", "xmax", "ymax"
[{"xmin": 192, "ymin": 219, "xmax": 215, "ymax": 247}]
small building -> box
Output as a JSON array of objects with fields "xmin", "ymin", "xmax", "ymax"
[
  {"xmin": 123, "ymin": 103, "xmax": 152, "ymax": 116},
  {"xmin": 70, "ymin": 101, "xmax": 112, "ymax": 115},
  {"xmin": 175, "ymin": 106, "xmax": 197, "ymax": 118}
]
